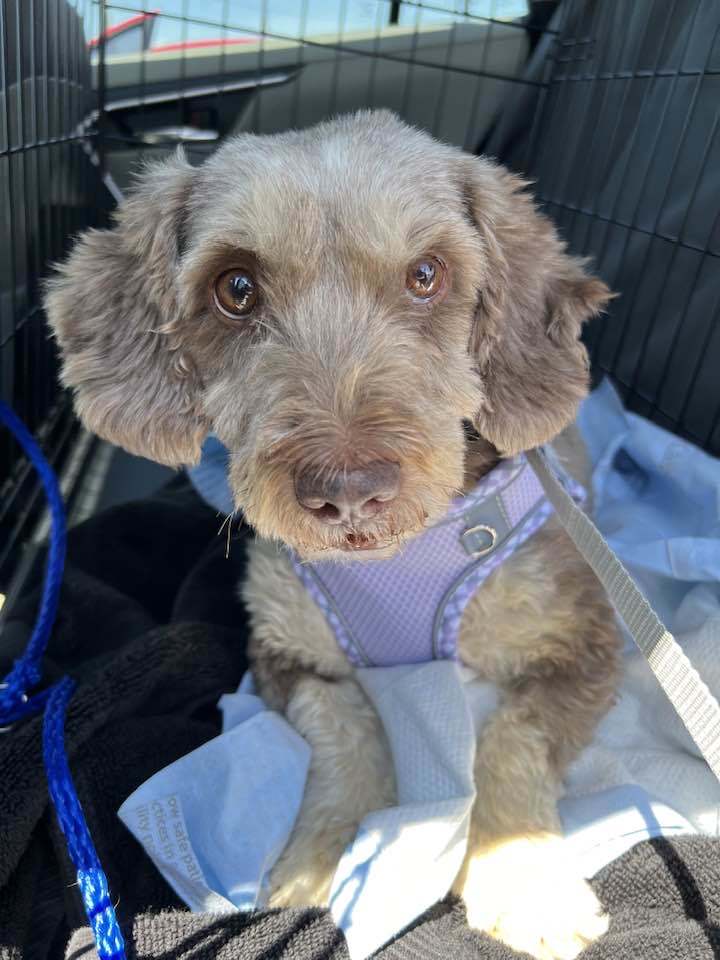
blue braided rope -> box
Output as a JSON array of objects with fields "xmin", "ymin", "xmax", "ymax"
[
  {"xmin": 0, "ymin": 400, "xmax": 126, "ymax": 960},
  {"xmin": 43, "ymin": 678, "xmax": 126, "ymax": 960},
  {"xmin": 0, "ymin": 402, "xmax": 67, "ymax": 725}
]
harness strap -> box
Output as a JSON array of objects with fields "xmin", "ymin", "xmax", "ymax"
[
  {"xmin": 294, "ymin": 457, "xmax": 559, "ymax": 667},
  {"xmin": 528, "ymin": 446, "xmax": 720, "ymax": 784}
]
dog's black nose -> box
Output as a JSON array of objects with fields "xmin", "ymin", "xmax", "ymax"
[{"xmin": 295, "ymin": 461, "xmax": 400, "ymax": 525}]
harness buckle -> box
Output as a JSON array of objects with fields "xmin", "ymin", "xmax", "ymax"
[{"xmin": 461, "ymin": 523, "xmax": 498, "ymax": 558}]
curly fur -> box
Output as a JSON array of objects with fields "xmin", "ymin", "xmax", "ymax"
[{"xmin": 45, "ymin": 111, "xmax": 621, "ymax": 959}]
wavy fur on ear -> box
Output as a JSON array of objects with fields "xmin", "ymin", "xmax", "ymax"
[
  {"xmin": 461, "ymin": 157, "xmax": 612, "ymax": 455},
  {"xmin": 44, "ymin": 151, "xmax": 207, "ymax": 466}
]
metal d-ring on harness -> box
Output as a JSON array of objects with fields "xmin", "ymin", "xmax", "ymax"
[{"xmin": 0, "ymin": 401, "xmax": 126, "ymax": 960}]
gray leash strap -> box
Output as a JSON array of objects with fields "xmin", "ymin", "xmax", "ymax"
[{"xmin": 527, "ymin": 447, "xmax": 720, "ymax": 784}]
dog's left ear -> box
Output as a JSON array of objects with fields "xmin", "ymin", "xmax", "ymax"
[
  {"xmin": 44, "ymin": 151, "xmax": 207, "ymax": 466},
  {"xmin": 459, "ymin": 156, "xmax": 612, "ymax": 455}
]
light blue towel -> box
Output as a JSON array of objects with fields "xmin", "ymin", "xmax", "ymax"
[
  {"xmin": 120, "ymin": 379, "xmax": 720, "ymax": 958},
  {"xmin": 118, "ymin": 674, "xmax": 311, "ymax": 914}
]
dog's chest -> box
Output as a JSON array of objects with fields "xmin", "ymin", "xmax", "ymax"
[{"xmin": 290, "ymin": 456, "xmax": 576, "ymax": 669}]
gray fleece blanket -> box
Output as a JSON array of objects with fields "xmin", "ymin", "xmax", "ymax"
[{"xmin": 2, "ymin": 476, "xmax": 720, "ymax": 960}]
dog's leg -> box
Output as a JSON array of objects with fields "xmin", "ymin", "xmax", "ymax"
[
  {"xmin": 455, "ymin": 669, "xmax": 612, "ymax": 960},
  {"xmin": 268, "ymin": 674, "xmax": 394, "ymax": 908}
]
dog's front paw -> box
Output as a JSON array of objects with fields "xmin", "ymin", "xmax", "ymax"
[
  {"xmin": 458, "ymin": 834, "xmax": 608, "ymax": 960},
  {"xmin": 268, "ymin": 822, "xmax": 357, "ymax": 908},
  {"xmin": 268, "ymin": 841, "xmax": 336, "ymax": 908}
]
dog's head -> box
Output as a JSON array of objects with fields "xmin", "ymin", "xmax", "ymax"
[{"xmin": 45, "ymin": 111, "xmax": 609, "ymax": 560}]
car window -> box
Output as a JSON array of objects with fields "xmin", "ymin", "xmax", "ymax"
[
  {"xmin": 104, "ymin": 24, "xmax": 146, "ymax": 55},
  {"xmin": 398, "ymin": 1, "xmax": 529, "ymax": 27},
  {"xmin": 101, "ymin": 0, "xmax": 530, "ymax": 51}
]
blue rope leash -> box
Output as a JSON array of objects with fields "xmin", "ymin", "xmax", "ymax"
[
  {"xmin": 0, "ymin": 403, "xmax": 66, "ymax": 726},
  {"xmin": 0, "ymin": 401, "xmax": 126, "ymax": 960},
  {"xmin": 43, "ymin": 678, "xmax": 126, "ymax": 960}
]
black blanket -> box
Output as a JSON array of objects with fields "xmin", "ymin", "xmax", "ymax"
[{"xmin": 2, "ymin": 476, "xmax": 720, "ymax": 960}]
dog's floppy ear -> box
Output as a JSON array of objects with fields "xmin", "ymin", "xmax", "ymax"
[
  {"xmin": 460, "ymin": 156, "xmax": 611, "ymax": 455},
  {"xmin": 44, "ymin": 151, "xmax": 207, "ymax": 466}
]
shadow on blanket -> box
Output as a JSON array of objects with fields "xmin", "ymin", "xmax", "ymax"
[{"xmin": 2, "ymin": 475, "xmax": 720, "ymax": 960}]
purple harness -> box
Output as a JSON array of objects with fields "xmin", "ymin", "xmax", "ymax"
[{"xmin": 291, "ymin": 455, "xmax": 584, "ymax": 667}]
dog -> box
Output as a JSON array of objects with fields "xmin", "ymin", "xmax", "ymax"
[{"xmin": 45, "ymin": 111, "xmax": 622, "ymax": 959}]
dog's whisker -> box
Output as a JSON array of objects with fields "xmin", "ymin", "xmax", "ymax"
[
  {"xmin": 250, "ymin": 317, "xmax": 276, "ymax": 337},
  {"xmin": 217, "ymin": 512, "xmax": 234, "ymax": 537},
  {"xmin": 226, "ymin": 516, "xmax": 233, "ymax": 559}
]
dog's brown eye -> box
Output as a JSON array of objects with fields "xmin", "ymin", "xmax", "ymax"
[
  {"xmin": 406, "ymin": 256, "xmax": 445, "ymax": 301},
  {"xmin": 213, "ymin": 268, "xmax": 258, "ymax": 319}
]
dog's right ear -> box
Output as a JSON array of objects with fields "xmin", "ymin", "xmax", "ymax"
[
  {"xmin": 44, "ymin": 151, "xmax": 208, "ymax": 466},
  {"xmin": 457, "ymin": 155, "xmax": 612, "ymax": 456}
]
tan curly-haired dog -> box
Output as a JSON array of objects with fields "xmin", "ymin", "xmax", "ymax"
[{"xmin": 45, "ymin": 111, "xmax": 621, "ymax": 960}]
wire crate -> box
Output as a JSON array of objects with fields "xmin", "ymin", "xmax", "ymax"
[
  {"xmin": 1, "ymin": 0, "xmax": 718, "ymax": 600},
  {"xmin": 0, "ymin": 0, "xmax": 113, "ymax": 600},
  {"xmin": 513, "ymin": 0, "xmax": 720, "ymax": 452}
]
